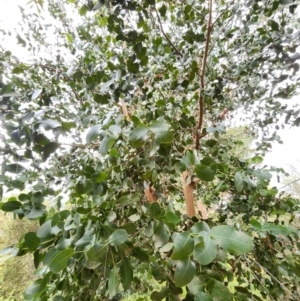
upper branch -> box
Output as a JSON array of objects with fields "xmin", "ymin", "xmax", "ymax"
[
  {"xmin": 152, "ymin": 6, "xmax": 183, "ymax": 57},
  {"xmin": 195, "ymin": 0, "xmax": 213, "ymax": 150}
]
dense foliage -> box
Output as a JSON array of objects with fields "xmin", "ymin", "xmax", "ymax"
[{"xmin": 0, "ymin": 0, "xmax": 300, "ymax": 300}]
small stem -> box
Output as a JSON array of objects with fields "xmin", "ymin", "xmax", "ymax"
[
  {"xmin": 195, "ymin": 0, "xmax": 213, "ymax": 150},
  {"xmin": 211, "ymin": 0, "xmax": 235, "ymax": 29},
  {"xmin": 152, "ymin": 6, "xmax": 183, "ymax": 57}
]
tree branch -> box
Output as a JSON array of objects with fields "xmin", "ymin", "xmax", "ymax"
[
  {"xmin": 195, "ymin": 0, "xmax": 213, "ymax": 150},
  {"xmin": 153, "ymin": 7, "xmax": 183, "ymax": 57},
  {"xmin": 211, "ymin": 0, "xmax": 235, "ymax": 29}
]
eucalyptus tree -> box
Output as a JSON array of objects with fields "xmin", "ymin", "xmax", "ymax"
[{"xmin": 0, "ymin": 0, "xmax": 300, "ymax": 300}]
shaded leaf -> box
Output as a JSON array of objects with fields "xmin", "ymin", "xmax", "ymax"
[
  {"xmin": 108, "ymin": 229, "xmax": 128, "ymax": 246},
  {"xmin": 120, "ymin": 258, "xmax": 133, "ymax": 290},
  {"xmin": 128, "ymin": 126, "xmax": 150, "ymax": 148},
  {"xmin": 234, "ymin": 172, "xmax": 244, "ymax": 192},
  {"xmin": 86, "ymin": 124, "xmax": 101, "ymax": 143},
  {"xmin": 5, "ymin": 163, "xmax": 26, "ymax": 174},
  {"xmin": 1, "ymin": 200, "xmax": 22, "ymax": 212},
  {"xmin": 195, "ymin": 165, "xmax": 215, "ymax": 181},
  {"xmin": 24, "ymin": 232, "xmax": 40, "ymax": 250},
  {"xmin": 37, "ymin": 119, "xmax": 61, "ymax": 130},
  {"xmin": 193, "ymin": 232, "xmax": 218, "ymax": 265},
  {"xmin": 174, "ymin": 258, "xmax": 196, "ymax": 287},
  {"xmin": 210, "ymin": 225, "xmax": 254, "ymax": 255},
  {"xmin": 48, "ymin": 248, "xmax": 74, "ymax": 273},
  {"xmin": 171, "ymin": 232, "xmax": 194, "ymax": 260}
]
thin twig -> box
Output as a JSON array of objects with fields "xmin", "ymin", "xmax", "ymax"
[
  {"xmin": 152, "ymin": 6, "xmax": 183, "ymax": 57},
  {"xmin": 211, "ymin": 0, "xmax": 235, "ymax": 29},
  {"xmin": 62, "ymin": 74, "xmax": 83, "ymax": 103},
  {"xmin": 247, "ymin": 257, "xmax": 298, "ymax": 299},
  {"xmin": 39, "ymin": 64, "xmax": 83, "ymax": 103},
  {"xmin": 195, "ymin": 0, "xmax": 213, "ymax": 150}
]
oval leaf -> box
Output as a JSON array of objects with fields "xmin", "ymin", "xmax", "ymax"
[
  {"xmin": 25, "ymin": 232, "xmax": 40, "ymax": 250},
  {"xmin": 171, "ymin": 232, "xmax": 194, "ymax": 260},
  {"xmin": 174, "ymin": 258, "xmax": 196, "ymax": 287},
  {"xmin": 120, "ymin": 258, "xmax": 133, "ymax": 290},
  {"xmin": 210, "ymin": 225, "xmax": 254, "ymax": 255},
  {"xmin": 128, "ymin": 126, "xmax": 150, "ymax": 148},
  {"xmin": 86, "ymin": 124, "xmax": 101, "ymax": 143},
  {"xmin": 193, "ymin": 232, "xmax": 217, "ymax": 265},
  {"xmin": 195, "ymin": 165, "xmax": 215, "ymax": 182},
  {"xmin": 5, "ymin": 163, "xmax": 26, "ymax": 174},
  {"xmin": 234, "ymin": 172, "xmax": 244, "ymax": 192},
  {"xmin": 108, "ymin": 229, "xmax": 128, "ymax": 246},
  {"xmin": 48, "ymin": 248, "xmax": 74, "ymax": 273},
  {"xmin": 1, "ymin": 200, "xmax": 22, "ymax": 212}
]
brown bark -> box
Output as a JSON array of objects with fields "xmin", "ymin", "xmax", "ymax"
[
  {"xmin": 182, "ymin": 171, "xmax": 196, "ymax": 217},
  {"xmin": 197, "ymin": 200, "xmax": 208, "ymax": 219},
  {"xmin": 120, "ymin": 98, "xmax": 130, "ymax": 121},
  {"xmin": 144, "ymin": 186, "xmax": 158, "ymax": 203}
]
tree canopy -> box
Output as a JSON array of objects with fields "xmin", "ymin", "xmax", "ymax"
[{"xmin": 0, "ymin": 0, "xmax": 300, "ymax": 300}]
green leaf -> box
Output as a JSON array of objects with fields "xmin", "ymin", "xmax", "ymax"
[
  {"xmin": 86, "ymin": 242, "xmax": 107, "ymax": 262},
  {"xmin": 128, "ymin": 126, "xmax": 150, "ymax": 148},
  {"xmin": 5, "ymin": 163, "xmax": 26, "ymax": 174},
  {"xmin": 209, "ymin": 280, "xmax": 233, "ymax": 301},
  {"xmin": 92, "ymin": 171, "xmax": 107, "ymax": 183},
  {"xmin": 25, "ymin": 208, "xmax": 47, "ymax": 219},
  {"xmin": 1, "ymin": 200, "xmax": 22, "ymax": 212},
  {"xmin": 234, "ymin": 172, "xmax": 244, "ymax": 192},
  {"xmin": 149, "ymin": 202, "xmax": 164, "ymax": 219},
  {"xmin": 108, "ymin": 267, "xmax": 118, "ymax": 298},
  {"xmin": 32, "ymin": 89, "xmax": 43, "ymax": 100},
  {"xmin": 48, "ymin": 248, "xmax": 74, "ymax": 273},
  {"xmin": 210, "ymin": 225, "xmax": 254, "ymax": 255},
  {"xmin": 94, "ymin": 93, "xmax": 110, "ymax": 104},
  {"xmin": 132, "ymin": 246, "xmax": 149, "ymax": 262},
  {"xmin": 163, "ymin": 211, "xmax": 180, "ymax": 224},
  {"xmin": 195, "ymin": 292, "xmax": 213, "ymax": 301},
  {"xmin": 24, "ymin": 279, "xmax": 44, "ymax": 298},
  {"xmin": 79, "ymin": 4, "xmax": 88, "ymax": 15},
  {"xmin": 120, "ymin": 258, "xmax": 133, "ymax": 290},
  {"xmin": 191, "ymin": 222, "xmax": 210, "ymax": 233},
  {"xmin": 174, "ymin": 258, "xmax": 196, "ymax": 287},
  {"xmin": 62, "ymin": 121, "xmax": 76, "ymax": 130},
  {"xmin": 43, "ymin": 142, "xmax": 60, "ymax": 161},
  {"xmin": 109, "ymin": 125, "xmax": 121, "ymax": 137},
  {"xmin": 34, "ymin": 134, "xmax": 50, "ymax": 145},
  {"xmin": 260, "ymin": 223, "xmax": 296, "ymax": 235},
  {"xmin": 24, "ymin": 232, "xmax": 40, "ymax": 250},
  {"xmin": 86, "ymin": 124, "xmax": 101, "ymax": 143},
  {"xmin": 37, "ymin": 119, "xmax": 61, "ymax": 130},
  {"xmin": 155, "ymin": 130, "xmax": 174, "ymax": 144},
  {"xmin": 269, "ymin": 20, "xmax": 279, "ymax": 31},
  {"xmin": 108, "ymin": 229, "xmax": 128, "ymax": 246},
  {"xmin": 159, "ymin": 4, "xmax": 167, "ymax": 17},
  {"xmin": 193, "ymin": 231, "xmax": 217, "ymax": 265},
  {"xmin": 99, "ymin": 134, "xmax": 115, "ymax": 155},
  {"xmin": 149, "ymin": 121, "xmax": 169, "ymax": 133},
  {"xmin": 153, "ymin": 222, "xmax": 170, "ymax": 248},
  {"xmin": 37, "ymin": 220, "xmax": 52, "ymax": 238},
  {"xmin": 75, "ymin": 182, "xmax": 90, "ymax": 195},
  {"xmin": 171, "ymin": 232, "xmax": 194, "ymax": 260},
  {"xmin": 195, "ymin": 165, "xmax": 215, "ymax": 182}
]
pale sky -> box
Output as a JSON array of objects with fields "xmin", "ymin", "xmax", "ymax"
[{"xmin": 1, "ymin": 0, "xmax": 300, "ymax": 184}]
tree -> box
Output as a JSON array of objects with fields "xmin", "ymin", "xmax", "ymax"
[{"xmin": 0, "ymin": 0, "xmax": 300, "ymax": 300}]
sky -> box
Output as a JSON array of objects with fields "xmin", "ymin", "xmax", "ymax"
[{"xmin": 1, "ymin": 0, "xmax": 300, "ymax": 186}]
